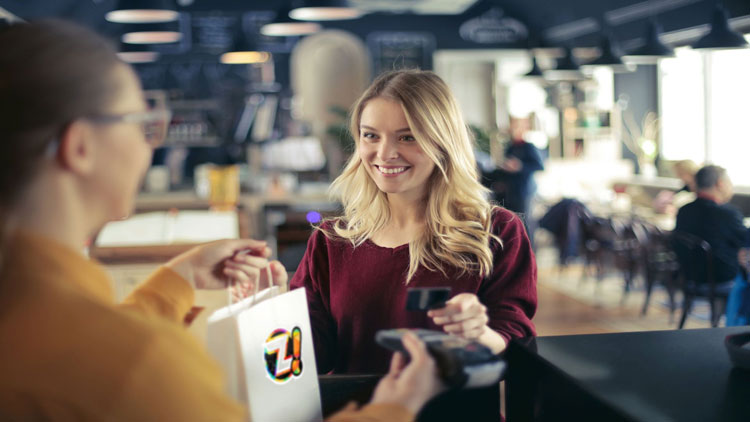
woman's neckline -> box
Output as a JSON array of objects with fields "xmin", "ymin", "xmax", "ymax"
[{"xmin": 364, "ymin": 238, "xmax": 410, "ymax": 252}]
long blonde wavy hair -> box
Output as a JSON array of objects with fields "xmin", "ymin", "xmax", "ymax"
[{"xmin": 321, "ymin": 69, "xmax": 501, "ymax": 283}]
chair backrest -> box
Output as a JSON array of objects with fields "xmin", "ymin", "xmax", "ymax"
[{"xmin": 670, "ymin": 231, "xmax": 714, "ymax": 287}]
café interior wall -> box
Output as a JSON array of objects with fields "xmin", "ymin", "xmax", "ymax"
[{"xmin": 614, "ymin": 65, "xmax": 659, "ymax": 175}]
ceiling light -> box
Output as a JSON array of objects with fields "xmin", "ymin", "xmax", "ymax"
[
  {"xmin": 691, "ymin": 4, "xmax": 749, "ymax": 50},
  {"xmin": 117, "ymin": 42, "xmax": 160, "ymax": 63},
  {"xmin": 624, "ymin": 20, "xmax": 675, "ymax": 64},
  {"xmin": 105, "ymin": 0, "xmax": 178, "ymax": 24},
  {"xmin": 289, "ymin": 0, "xmax": 362, "ymax": 21},
  {"xmin": 261, "ymin": 5, "xmax": 322, "ymax": 37},
  {"xmin": 523, "ymin": 56, "xmax": 545, "ymax": 78},
  {"xmin": 220, "ymin": 32, "xmax": 271, "ymax": 64},
  {"xmin": 121, "ymin": 22, "xmax": 182, "ymax": 44},
  {"xmin": 122, "ymin": 31, "xmax": 182, "ymax": 44},
  {"xmin": 582, "ymin": 34, "xmax": 635, "ymax": 73},
  {"xmin": 544, "ymin": 47, "xmax": 585, "ymax": 81}
]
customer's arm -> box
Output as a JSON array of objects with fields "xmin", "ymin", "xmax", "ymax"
[
  {"xmin": 119, "ymin": 238, "xmax": 280, "ymax": 323},
  {"xmin": 113, "ymin": 322, "xmax": 246, "ymax": 421}
]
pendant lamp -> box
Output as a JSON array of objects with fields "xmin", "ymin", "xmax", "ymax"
[
  {"xmin": 106, "ymin": 0, "xmax": 178, "ymax": 24},
  {"xmin": 289, "ymin": 0, "xmax": 362, "ymax": 21},
  {"xmin": 261, "ymin": 4, "xmax": 321, "ymax": 37},
  {"xmin": 691, "ymin": 4, "xmax": 749, "ymax": 50},
  {"xmin": 624, "ymin": 20, "xmax": 675, "ymax": 64},
  {"xmin": 221, "ymin": 30, "xmax": 271, "ymax": 64},
  {"xmin": 544, "ymin": 47, "xmax": 585, "ymax": 81}
]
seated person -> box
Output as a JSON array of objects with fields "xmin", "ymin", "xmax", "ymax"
[
  {"xmin": 675, "ymin": 165, "xmax": 746, "ymax": 288},
  {"xmin": 0, "ymin": 20, "xmax": 442, "ymax": 421},
  {"xmin": 291, "ymin": 70, "xmax": 537, "ymax": 375}
]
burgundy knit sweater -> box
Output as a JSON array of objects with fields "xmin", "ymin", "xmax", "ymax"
[{"xmin": 289, "ymin": 207, "xmax": 537, "ymax": 374}]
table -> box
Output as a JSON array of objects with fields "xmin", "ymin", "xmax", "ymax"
[
  {"xmin": 319, "ymin": 374, "xmax": 501, "ymax": 421},
  {"xmin": 505, "ymin": 327, "xmax": 750, "ymax": 421}
]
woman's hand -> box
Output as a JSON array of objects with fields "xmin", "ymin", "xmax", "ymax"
[
  {"xmin": 370, "ymin": 332, "xmax": 445, "ymax": 414},
  {"xmin": 164, "ymin": 239, "xmax": 288, "ymax": 293},
  {"xmin": 428, "ymin": 293, "xmax": 507, "ymax": 354},
  {"xmin": 428, "ymin": 293, "xmax": 489, "ymax": 340}
]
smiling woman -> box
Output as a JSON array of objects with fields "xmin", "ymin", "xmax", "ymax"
[{"xmin": 290, "ymin": 69, "xmax": 538, "ymax": 374}]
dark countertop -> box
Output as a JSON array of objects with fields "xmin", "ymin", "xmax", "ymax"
[{"xmin": 507, "ymin": 327, "xmax": 750, "ymax": 421}]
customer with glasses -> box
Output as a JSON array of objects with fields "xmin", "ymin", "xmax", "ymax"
[{"xmin": 0, "ymin": 20, "xmax": 443, "ymax": 421}]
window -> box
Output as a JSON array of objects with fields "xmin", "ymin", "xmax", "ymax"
[
  {"xmin": 659, "ymin": 48, "xmax": 705, "ymax": 163},
  {"xmin": 659, "ymin": 37, "xmax": 750, "ymax": 185}
]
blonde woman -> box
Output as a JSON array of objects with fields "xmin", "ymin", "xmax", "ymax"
[{"xmin": 290, "ymin": 70, "xmax": 537, "ymax": 374}]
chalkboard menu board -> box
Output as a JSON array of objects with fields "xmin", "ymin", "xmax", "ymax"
[
  {"xmin": 187, "ymin": 11, "xmax": 296, "ymax": 56},
  {"xmin": 189, "ymin": 12, "xmax": 237, "ymax": 54},
  {"xmin": 367, "ymin": 31, "xmax": 435, "ymax": 75}
]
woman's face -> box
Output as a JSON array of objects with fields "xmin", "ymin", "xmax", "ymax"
[
  {"xmin": 358, "ymin": 97, "xmax": 436, "ymax": 202},
  {"xmin": 88, "ymin": 64, "xmax": 153, "ymax": 221}
]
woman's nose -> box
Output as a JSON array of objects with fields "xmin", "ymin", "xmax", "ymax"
[{"xmin": 376, "ymin": 137, "xmax": 399, "ymax": 161}]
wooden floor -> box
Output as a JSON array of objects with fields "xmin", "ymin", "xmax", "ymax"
[{"xmin": 533, "ymin": 247, "xmax": 708, "ymax": 337}]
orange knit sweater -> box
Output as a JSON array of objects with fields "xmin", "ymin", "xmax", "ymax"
[{"xmin": 0, "ymin": 230, "xmax": 412, "ymax": 422}]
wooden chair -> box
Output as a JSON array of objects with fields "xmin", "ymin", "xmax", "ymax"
[{"xmin": 641, "ymin": 229, "xmax": 679, "ymax": 321}]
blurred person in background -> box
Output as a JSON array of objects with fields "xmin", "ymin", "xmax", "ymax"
[
  {"xmin": 0, "ymin": 20, "xmax": 442, "ymax": 421},
  {"xmin": 674, "ymin": 166, "xmax": 745, "ymax": 319},
  {"xmin": 291, "ymin": 70, "xmax": 537, "ymax": 375},
  {"xmin": 482, "ymin": 117, "xmax": 544, "ymax": 244}
]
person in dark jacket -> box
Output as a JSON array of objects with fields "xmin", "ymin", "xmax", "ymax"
[
  {"xmin": 675, "ymin": 165, "xmax": 745, "ymax": 287},
  {"xmin": 482, "ymin": 118, "xmax": 544, "ymax": 244}
]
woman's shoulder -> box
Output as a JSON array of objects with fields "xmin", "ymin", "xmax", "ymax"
[{"xmin": 491, "ymin": 206, "xmax": 522, "ymax": 227}]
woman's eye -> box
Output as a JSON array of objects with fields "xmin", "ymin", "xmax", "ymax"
[
  {"xmin": 400, "ymin": 135, "xmax": 416, "ymax": 142},
  {"xmin": 362, "ymin": 132, "xmax": 378, "ymax": 140}
]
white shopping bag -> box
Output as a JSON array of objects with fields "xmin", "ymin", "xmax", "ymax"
[{"xmin": 206, "ymin": 287, "xmax": 322, "ymax": 422}]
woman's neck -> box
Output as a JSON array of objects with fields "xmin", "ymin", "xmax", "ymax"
[
  {"xmin": 386, "ymin": 193, "xmax": 425, "ymax": 228},
  {"xmin": 10, "ymin": 173, "xmax": 98, "ymax": 250}
]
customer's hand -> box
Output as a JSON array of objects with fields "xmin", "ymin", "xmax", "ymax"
[
  {"xmin": 428, "ymin": 293, "xmax": 489, "ymax": 340},
  {"xmin": 164, "ymin": 239, "xmax": 288, "ymax": 292},
  {"xmin": 370, "ymin": 332, "xmax": 445, "ymax": 414}
]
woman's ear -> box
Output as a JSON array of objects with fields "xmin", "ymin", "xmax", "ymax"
[{"xmin": 56, "ymin": 120, "xmax": 96, "ymax": 175}]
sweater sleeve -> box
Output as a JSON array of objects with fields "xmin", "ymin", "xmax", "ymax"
[
  {"xmin": 289, "ymin": 227, "xmax": 338, "ymax": 373},
  {"xmin": 480, "ymin": 208, "xmax": 538, "ymax": 343},
  {"xmin": 326, "ymin": 402, "xmax": 414, "ymax": 422},
  {"xmin": 113, "ymin": 324, "xmax": 245, "ymax": 421},
  {"xmin": 118, "ymin": 267, "xmax": 195, "ymax": 324}
]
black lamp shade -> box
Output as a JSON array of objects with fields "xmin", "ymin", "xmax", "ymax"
[
  {"xmin": 544, "ymin": 47, "xmax": 585, "ymax": 80},
  {"xmin": 625, "ymin": 20, "xmax": 675, "ymax": 61},
  {"xmin": 523, "ymin": 57, "xmax": 544, "ymax": 78},
  {"xmin": 554, "ymin": 47, "xmax": 580, "ymax": 71},
  {"xmin": 585, "ymin": 34, "xmax": 635, "ymax": 73},
  {"xmin": 106, "ymin": 0, "xmax": 178, "ymax": 24},
  {"xmin": 692, "ymin": 4, "xmax": 749, "ymax": 50}
]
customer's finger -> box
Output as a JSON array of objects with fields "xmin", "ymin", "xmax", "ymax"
[
  {"xmin": 231, "ymin": 254, "xmax": 270, "ymax": 268},
  {"xmin": 269, "ymin": 261, "xmax": 288, "ymax": 287}
]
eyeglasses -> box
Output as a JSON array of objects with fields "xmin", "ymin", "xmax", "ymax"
[
  {"xmin": 85, "ymin": 108, "xmax": 172, "ymax": 148},
  {"xmin": 44, "ymin": 108, "xmax": 173, "ymax": 159}
]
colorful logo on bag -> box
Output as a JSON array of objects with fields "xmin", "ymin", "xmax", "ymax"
[{"xmin": 263, "ymin": 326, "xmax": 303, "ymax": 383}]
